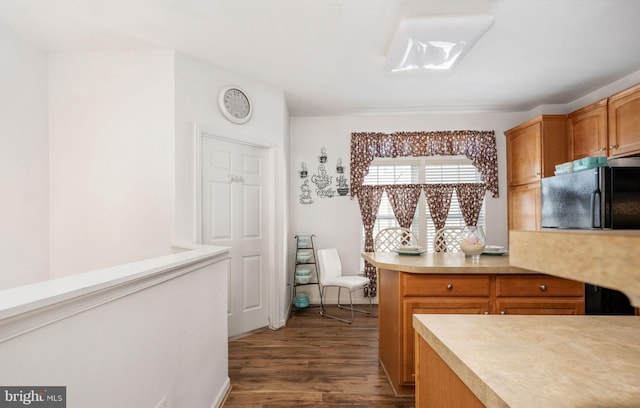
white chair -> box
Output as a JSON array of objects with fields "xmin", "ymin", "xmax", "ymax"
[
  {"xmin": 433, "ymin": 226, "xmax": 463, "ymax": 252},
  {"xmin": 374, "ymin": 227, "xmax": 419, "ymax": 252},
  {"xmin": 316, "ymin": 248, "xmax": 371, "ymax": 324}
]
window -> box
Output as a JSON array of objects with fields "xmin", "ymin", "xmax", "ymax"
[{"xmin": 363, "ymin": 156, "xmax": 486, "ymax": 251}]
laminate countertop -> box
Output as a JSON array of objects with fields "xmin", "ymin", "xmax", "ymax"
[
  {"xmin": 362, "ymin": 252, "xmax": 534, "ymax": 274},
  {"xmin": 510, "ymin": 229, "xmax": 640, "ymax": 307},
  {"xmin": 413, "ymin": 314, "xmax": 640, "ymax": 408}
]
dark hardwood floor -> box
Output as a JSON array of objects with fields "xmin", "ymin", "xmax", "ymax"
[{"xmin": 223, "ymin": 304, "xmax": 415, "ymax": 407}]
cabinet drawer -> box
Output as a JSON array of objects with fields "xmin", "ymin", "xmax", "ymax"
[
  {"xmin": 403, "ymin": 274, "xmax": 490, "ymax": 297},
  {"xmin": 496, "ymin": 275, "xmax": 584, "ymax": 297}
]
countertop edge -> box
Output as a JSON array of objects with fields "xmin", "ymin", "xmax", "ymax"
[
  {"xmin": 413, "ymin": 314, "xmax": 509, "ymax": 408},
  {"xmin": 362, "ymin": 252, "xmax": 536, "ymax": 274},
  {"xmin": 509, "ymin": 230, "xmax": 640, "ymax": 307}
]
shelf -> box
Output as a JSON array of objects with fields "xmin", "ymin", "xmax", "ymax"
[{"xmin": 292, "ymin": 234, "xmax": 322, "ymax": 310}]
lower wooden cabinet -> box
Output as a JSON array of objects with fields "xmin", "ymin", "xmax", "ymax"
[
  {"xmin": 403, "ymin": 298, "xmax": 489, "ymax": 384},
  {"xmin": 495, "ymin": 299, "xmax": 584, "ymax": 315},
  {"xmin": 495, "ymin": 274, "xmax": 585, "ymax": 315},
  {"xmin": 415, "ymin": 335, "xmax": 485, "ymax": 408},
  {"xmin": 379, "ymin": 269, "xmax": 584, "ymax": 396}
]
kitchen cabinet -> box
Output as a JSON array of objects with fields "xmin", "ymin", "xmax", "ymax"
[
  {"xmin": 505, "ymin": 115, "xmax": 567, "ymax": 232},
  {"xmin": 401, "ymin": 274, "xmax": 492, "ymax": 383},
  {"xmin": 415, "ymin": 334, "xmax": 484, "ymax": 408},
  {"xmin": 568, "ymin": 98, "xmax": 609, "ymax": 160},
  {"xmin": 378, "ymin": 267, "xmax": 584, "ymax": 395},
  {"xmin": 404, "ymin": 298, "xmax": 489, "ymax": 384},
  {"xmin": 506, "ymin": 115, "xmax": 567, "ymax": 186},
  {"xmin": 495, "ymin": 274, "xmax": 585, "ymax": 315},
  {"xmin": 608, "ymin": 83, "xmax": 640, "ymax": 158},
  {"xmin": 507, "ymin": 182, "xmax": 540, "ymax": 231}
]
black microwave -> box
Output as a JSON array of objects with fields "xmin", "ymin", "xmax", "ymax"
[{"xmin": 541, "ymin": 165, "xmax": 640, "ymax": 229}]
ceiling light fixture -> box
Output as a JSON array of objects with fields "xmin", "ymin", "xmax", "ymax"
[{"xmin": 385, "ymin": 15, "xmax": 495, "ymax": 73}]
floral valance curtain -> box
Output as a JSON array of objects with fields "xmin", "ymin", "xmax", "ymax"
[{"xmin": 350, "ymin": 131, "xmax": 499, "ymax": 198}]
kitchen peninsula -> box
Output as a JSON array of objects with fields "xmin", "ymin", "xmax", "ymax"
[
  {"xmin": 362, "ymin": 252, "xmax": 585, "ymax": 396},
  {"xmin": 410, "ymin": 230, "xmax": 640, "ymax": 407}
]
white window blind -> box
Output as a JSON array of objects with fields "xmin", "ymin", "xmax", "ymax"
[{"xmin": 363, "ymin": 156, "xmax": 486, "ymax": 251}]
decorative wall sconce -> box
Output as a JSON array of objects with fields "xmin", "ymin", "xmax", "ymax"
[
  {"xmin": 319, "ymin": 147, "xmax": 327, "ymax": 163},
  {"xmin": 336, "ymin": 157, "xmax": 344, "ymax": 174},
  {"xmin": 299, "ymin": 162, "xmax": 308, "ymax": 178}
]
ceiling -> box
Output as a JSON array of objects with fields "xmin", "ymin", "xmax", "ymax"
[{"xmin": 1, "ymin": 0, "xmax": 639, "ymax": 116}]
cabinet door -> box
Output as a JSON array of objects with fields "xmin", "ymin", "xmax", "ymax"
[
  {"xmin": 508, "ymin": 182, "xmax": 540, "ymax": 231},
  {"xmin": 495, "ymin": 299, "xmax": 584, "ymax": 315},
  {"xmin": 608, "ymin": 84, "xmax": 640, "ymax": 158},
  {"xmin": 568, "ymin": 99, "xmax": 608, "ymax": 160},
  {"xmin": 403, "ymin": 298, "xmax": 490, "ymax": 385},
  {"xmin": 506, "ymin": 122, "xmax": 542, "ymax": 186}
]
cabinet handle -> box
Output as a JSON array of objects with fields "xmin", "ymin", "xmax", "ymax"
[
  {"xmin": 484, "ymin": 311, "xmax": 489, "ymax": 315},
  {"xmin": 500, "ymin": 311, "xmax": 506, "ymax": 315},
  {"xmin": 598, "ymin": 147, "xmax": 606, "ymax": 152},
  {"xmin": 446, "ymin": 284, "xmax": 453, "ymax": 290},
  {"xmin": 539, "ymin": 284, "xmax": 548, "ymax": 292},
  {"xmin": 609, "ymin": 144, "xmax": 618, "ymax": 150}
]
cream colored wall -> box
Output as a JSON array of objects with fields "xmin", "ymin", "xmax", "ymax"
[
  {"xmin": 48, "ymin": 50, "xmax": 176, "ymax": 278},
  {"xmin": 0, "ymin": 25, "xmax": 49, "ymax": 289}
]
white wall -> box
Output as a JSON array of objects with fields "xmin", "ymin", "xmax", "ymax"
[
  {"xmin": 48, "ymin": 50, "xmax": 176, "ymax": 278},
  {"xmin": 0, "ymin": 26, "xmax": 49, "ymax": 289},
  {"xmin": 0, "ymin": 249, "xmax": 230, "ymax": 408},
  {"xmin": 173, "ymin": 52, "xmax": 291, "ymax": 327},
  {"xmin": 289, "ymin": 111, "xmax": 530, "ymax": 302}
]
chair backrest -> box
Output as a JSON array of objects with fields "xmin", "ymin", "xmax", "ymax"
[
  {"xmin": 374, "ymin": 227, "xmax": 418, "ymax": 252},
  {"xmin": 434, "ymin": 226, "xmax": 462, "ymax": 252},
  {"xmin": 316, "ymin": 248, "xmax": 343, "ymax": 284}
]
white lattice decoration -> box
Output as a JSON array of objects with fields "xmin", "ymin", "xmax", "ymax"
[
  {"xmin": 374, "ymin": 227, "xmax": 418, "ymax": 252},
  {"xmin": 433, "ymin": 226, "xmax": 463, "ymax": 252}
]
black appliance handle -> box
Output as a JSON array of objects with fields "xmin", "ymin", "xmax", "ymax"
[{"xmin": 591, "ymin": 189, "xmax": 601, "ymax": 228}]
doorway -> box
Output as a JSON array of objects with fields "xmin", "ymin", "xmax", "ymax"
[{"xmin": 200, "ymin": 134, "xmax": 270, "ymax": 337}]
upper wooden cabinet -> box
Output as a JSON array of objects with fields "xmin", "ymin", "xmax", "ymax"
[
  {"xmin": 608, "ymin": 83, "xmax": 640, "ymax": 158},
  {"xmin": 507, "ymin": 182, "xmax": 540, "ymax": 231},
  {"xmin": 505, "ymin": 115, "xmax": 567, "ymax": 232},
  {"xmin": 568, "ymin": 98, "xmax": 608, "ymax": 160},
  {"xmin": 505, "ymin": 115, "xmax": 567, "ymax": 186}
]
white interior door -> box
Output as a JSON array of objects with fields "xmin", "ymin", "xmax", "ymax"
[{"xmin": 201, "ymin": 136, "xmax": 269, "ymax": 337}]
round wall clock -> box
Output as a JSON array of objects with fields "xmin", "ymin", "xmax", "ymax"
[{"xmin": 218, "ymin": 86, "xmax": 252, "ymax": 124}]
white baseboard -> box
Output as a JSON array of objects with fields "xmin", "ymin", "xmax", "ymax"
[{"xmin": 210, "ymin": 377, "xmax": 231, "ymax": 408}]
